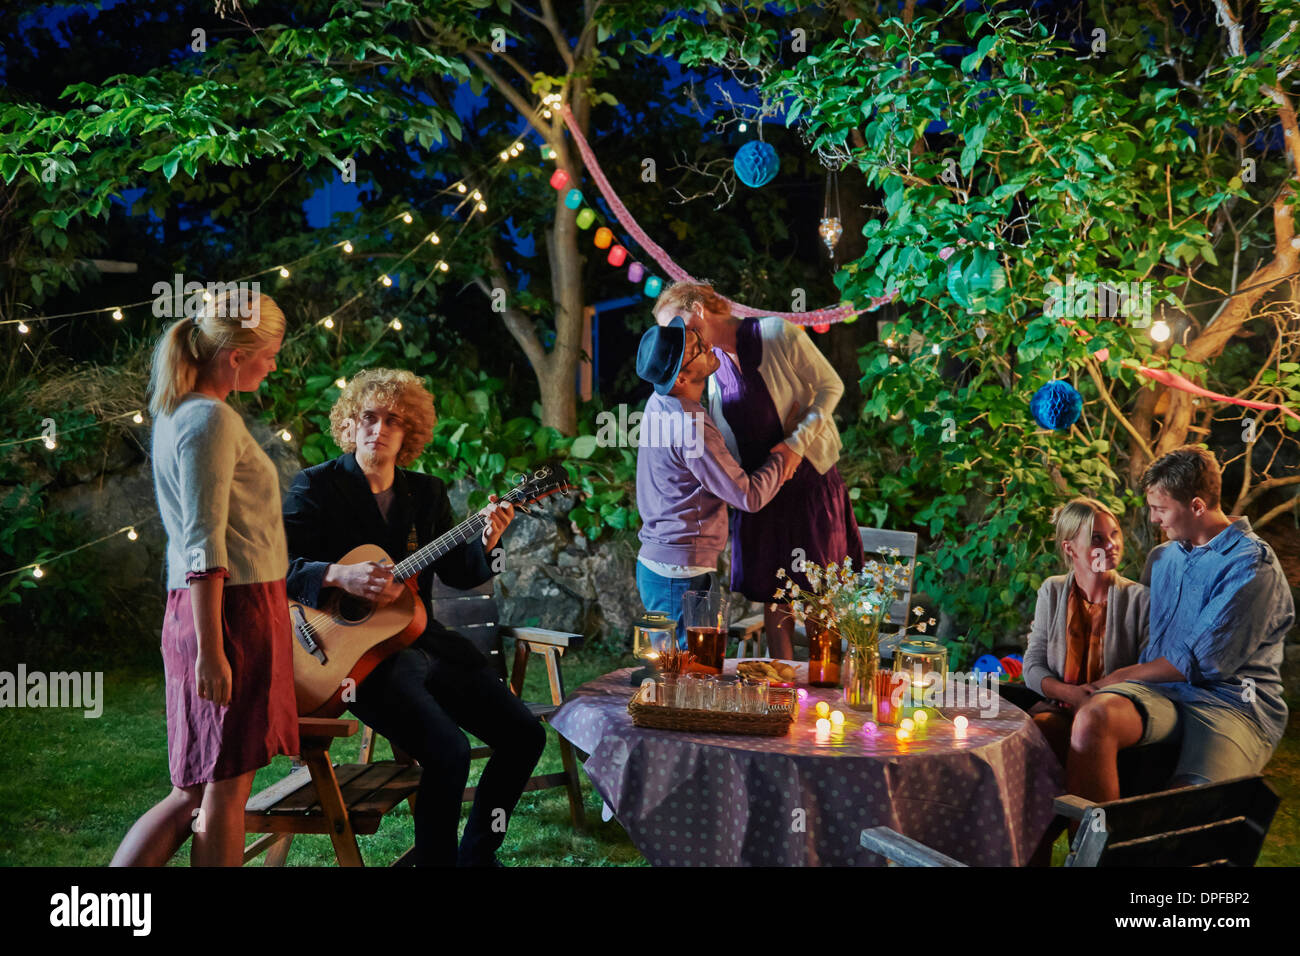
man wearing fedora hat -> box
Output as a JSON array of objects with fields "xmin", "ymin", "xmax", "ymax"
[{"xmin": 634, "ymin": 316, "xmax": 801, "ymax": 644}]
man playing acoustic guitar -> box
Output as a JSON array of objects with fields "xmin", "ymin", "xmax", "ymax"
[{"xmin": 283, "ymin": 368, "xmax": 541, "ymax": 867}]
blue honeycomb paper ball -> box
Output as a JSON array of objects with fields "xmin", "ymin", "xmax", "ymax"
[
  {"xmin": 733, "ymin": 140, "xmax": 779, "ymax": 188},
  {"xmin": 1030, "ymin": 379, "xmax": 1083, "ymax": 430}
]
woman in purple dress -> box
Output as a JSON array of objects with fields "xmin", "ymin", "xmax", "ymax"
[{"xmin": 653, "ymin": 282, "xmax": 863, "ymax": 659}]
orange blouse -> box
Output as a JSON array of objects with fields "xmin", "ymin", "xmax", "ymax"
[{"xmin": 1062, "ymin": 581, "xmax": 1106, "ymax": 685}]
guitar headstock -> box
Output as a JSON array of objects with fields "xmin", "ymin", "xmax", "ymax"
[{"xmin": 499, "ymin": 461, "xmax": 574, "ymax": 509}]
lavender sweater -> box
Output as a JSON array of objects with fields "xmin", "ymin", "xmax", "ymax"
[{"xmin": 636, "ymin": 390, "xmax": 784, "ymax": 568}]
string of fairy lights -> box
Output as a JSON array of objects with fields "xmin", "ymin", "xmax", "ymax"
[{"xmin": 3, "ymin": 91, "xmax": 645, "ymax": 583}]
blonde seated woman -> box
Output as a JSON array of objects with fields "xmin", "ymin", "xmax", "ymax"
[{"xmin": 1022, "ymin": 498, "xmax": 1150, "ymax": 769}]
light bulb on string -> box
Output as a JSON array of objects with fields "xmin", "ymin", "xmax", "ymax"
[
  {"xmin": 456, "ymin": 183, "xmax": 467, "ymax": 193},
  {"xmin": 477, "ymin": 202, "xmax": 487, "ymax": 213},
  {"xmin": 1150, "ymin": 320, "xmax": 1171, "ymax": 343},
  {"xmin": 17, "ymin": 322, "xmax": 29, "ymax": 334},
  {"xmin": 279, "ymin": 267, "xmax": 290, "ymax": 278},
  {"xmin": 127, "ymin": 528, "xmax": 138, "ymax": 541},
  {"xmin": 202, "ymin": 291, "xmax": 212, "ymax": 302},
  {"xmin": 335, "ymin": 377, "xmax": 346, "ymax": 389},
  {"xmin": 738, "ymin": 122, "xmax": 747, "ymax": 133},
  {"xmin": 543, "ymin": 109, "xmax": 552, "ymax": 118},
  {"xmin": 500, "ymin": 150, "xmax": 510, "ymax": 161},
  {"xmin": 391, "ymin": 318, "xmax": 403, "ymax": 331},
  {"xmin": 342, "ymin": 241, "xmax": 354, "ymax": 254},
  {"xmin": 380, "ymin": 275, "xmax": 393, "ymax": 287},
  {"xmin": 32, "ymin": 566, "xmax": 43, "ymax": 579},
  {"xmin": 112, "ymin": 308, "xmax": 124, "ymax": 321},
  {"xmin": 323, "ymin": 316, "xmax": 335, "ymax": 329},
  {"xmin": 132, "ymin": 412, "xmax": 143, "ymax": 424},
  {"xmin": 437, "ymin": 261, "xmax": 449, "ymax": 272},
  {"xmin": 931, "ymin": 343, "xmax": 941, "ymax": 355},
  {"xmin": 280, "ymin": 429, "xmax": 292, "ymax": 442},
  {"xmin": 402, "ymin": 212, "xmax": 413, "ymax": 224},
  {"xmin": 428, "ymin": 232, "xmax": 440, "ymax": 244},
  {"xmin": 43, "ymin": 436, "xmax": 57, "ymax": 450}
]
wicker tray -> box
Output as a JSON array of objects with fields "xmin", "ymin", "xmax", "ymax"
[{"xmin": 627, "ymin": 698, "xmax": 795, "ymax": 736}]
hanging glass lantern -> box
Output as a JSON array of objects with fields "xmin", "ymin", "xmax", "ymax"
[{"xmin": 818, "ymin": 217, "xmax": 843, "ymax": 255}]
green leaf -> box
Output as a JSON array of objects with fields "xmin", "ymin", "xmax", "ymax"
[{"xmin": 570, "ymin": 434, "xmax": 599, "ymax": 458}]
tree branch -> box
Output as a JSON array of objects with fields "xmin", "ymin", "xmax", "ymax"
[
  {"xmin": 1236, "ymin": 473, "xmax": 1300, "ymax": 512},
  {"xmin": 462, "ymin": 49, "xmax": 555, "ymax": 145}
]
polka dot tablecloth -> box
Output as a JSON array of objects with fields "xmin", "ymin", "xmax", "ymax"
[{"xmin": 549, "ymin": 662, "xmax": 1065, "ymax": 866}]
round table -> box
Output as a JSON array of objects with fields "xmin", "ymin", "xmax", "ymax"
[{"xmin": 549, "ymin": 661, "xmax": 1064, "ymax": 866}]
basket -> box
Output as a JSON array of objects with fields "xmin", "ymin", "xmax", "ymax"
[{"xmin": 627, "ymin": 697, "xmax": 795, "ymax": 736}]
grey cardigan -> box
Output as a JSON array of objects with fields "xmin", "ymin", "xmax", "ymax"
[{"xmin": 1021, "ymin": 572, "xmax": 1150, "ymax": 696}]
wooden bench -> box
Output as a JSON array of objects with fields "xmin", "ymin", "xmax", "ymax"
[
  {"xmin": 244, "ymin": 577, "xmax": 587, "ymax": 866},
  {"xmin": 859, "ymin": 774, "xmax": 1281, "ymax": 867}
]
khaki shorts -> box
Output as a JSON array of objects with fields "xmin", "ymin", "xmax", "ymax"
[{"xmin": 1093, "ymin": 681, "xmax": 1275, "ymax": 785}]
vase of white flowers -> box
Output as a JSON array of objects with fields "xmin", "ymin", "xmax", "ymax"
[{"xmin": 773, "ymin": 552, "xmax": 913, "ymax": 712}]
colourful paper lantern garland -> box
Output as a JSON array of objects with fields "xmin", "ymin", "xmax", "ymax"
[{"xmin": 549, "ymin": 161, "xmax": 666, "ymax": 298}]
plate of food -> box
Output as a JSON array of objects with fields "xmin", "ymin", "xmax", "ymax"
[{"xmin": 736, "ymin": 659, "xmax": 798, "ymax": 685}]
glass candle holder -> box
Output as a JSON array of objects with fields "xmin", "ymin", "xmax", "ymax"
[{"xmin": 806, "ymin": 621, "xmax": 842, "ymax": 687}]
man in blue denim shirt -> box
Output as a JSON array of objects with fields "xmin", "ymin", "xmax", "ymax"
[{"xmin": 1068, "ymin": 446, "xmax": 1294, "ymax": 802}]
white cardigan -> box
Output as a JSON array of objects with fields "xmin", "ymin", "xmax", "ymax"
[{"xmin": 705, "ymin": 316, "xmax": 845, "ymax": 475}]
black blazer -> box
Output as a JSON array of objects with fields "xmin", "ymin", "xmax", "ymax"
[{"xmin": 282, "ymin": 452, "xmax": 495, "ymax": 665}]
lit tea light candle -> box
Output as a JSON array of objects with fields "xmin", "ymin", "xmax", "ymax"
[
  {"xmin": 914, "ymin": 710, "xmax": 928, "ymax": 725},
  {"xmin": 900, "ymin": 718, "xmax": 914, "ymax": 732},
  {"xmin": 896, "ymin": 727, "xmax": 911, "ymax": 741},
  {"xmin": 829, "ymin": 710, "xmax": 845, "ymax": 727},
  {"xmin": 815, "ymin": 701, "xmax": 830, "ymax": 718},
  {"xmin": 815, "ymin": 717, "xmax": 831, "ymax": 734},
  {"xmin": 796, "ymin": 689, "xmax": 809, "ymax": 701}
]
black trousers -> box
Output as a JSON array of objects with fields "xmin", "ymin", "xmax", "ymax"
[{"xmin": 349, "ymin": 628, "xmax": 546, "ymax": 866}]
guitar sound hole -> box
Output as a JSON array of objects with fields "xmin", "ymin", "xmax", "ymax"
[{"xmin": 337, "ymin": 595, "xmax": 374, "ymax": 623}]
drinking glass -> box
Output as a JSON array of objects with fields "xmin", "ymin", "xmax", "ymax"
[
  {"xmin": 713, "ymin": 676, "xmax": 741, "ymax": 713},
  {"xmin": 740, "ymin": 677, "xmax": 769, "ymax": 715},
  {"xmin": 683, "ymin": 673, "xmax": 715, "ymax": 710},
  {"xmin": 683, "ymin": 589, "xmax": 730, "ymax": 674}
]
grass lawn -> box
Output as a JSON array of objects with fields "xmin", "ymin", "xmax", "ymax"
[{"xmin": 2, "ymin": 644, "xmax": 1297, "ymax": 866}]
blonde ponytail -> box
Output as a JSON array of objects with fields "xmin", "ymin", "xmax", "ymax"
[{"xmin": 148, "ymin": 291, "xmax": 286, "ymax": 417}]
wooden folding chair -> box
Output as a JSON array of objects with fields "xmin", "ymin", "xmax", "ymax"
[{"xmin": 244, "ymin": 577, "xmax": 587, "ymax": 866}]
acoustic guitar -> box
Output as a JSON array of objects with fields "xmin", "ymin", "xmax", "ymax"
[{"xmin": 289, "ymin": 463, "xmax": 572, "ymax": 717}]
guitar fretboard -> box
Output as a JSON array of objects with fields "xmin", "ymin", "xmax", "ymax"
[{"xmin": 391, "ymin": 512, "xmax": 492, "ymax": 581}]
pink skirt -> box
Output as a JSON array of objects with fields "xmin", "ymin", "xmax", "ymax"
[{"xmin": 161, "ymin": 577, "xmax": 299, "ymax": 787}]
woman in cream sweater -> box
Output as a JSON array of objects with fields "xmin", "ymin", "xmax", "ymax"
[
  {"xmin": 652, "ymin": 282, "xmax": 862, "ymax": 659},
  {"xmin": 1022, "ymin": 498, "xmax": 1149, "ymax": 768}
]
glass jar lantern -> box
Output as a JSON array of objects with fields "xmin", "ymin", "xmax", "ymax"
[{"xmin": 893, "ymin": 640, "xmax": 948, "ymax": 707}]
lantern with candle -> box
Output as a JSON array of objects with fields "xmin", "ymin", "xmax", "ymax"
[
  {"xmin": 628, "ymin": 611, "xmax": 676, "ymax": 685},
  {"xmin": 894, "ymin": 640, "xmax": 948, "ymax": 709}
]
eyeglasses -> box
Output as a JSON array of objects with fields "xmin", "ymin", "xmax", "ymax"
[{"xmin": 680, "ymin": 328, "xmax": 710, "ymax": 371}]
